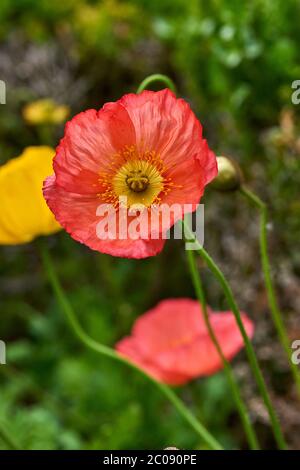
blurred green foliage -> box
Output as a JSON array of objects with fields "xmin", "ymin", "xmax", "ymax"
[
  {"xmin": 0, "ymin": 239, "xmax": 237, "ymax": 449},
  {"xmin": 1, "ymin": 0, "xmax": 300, "ymax": 450}
]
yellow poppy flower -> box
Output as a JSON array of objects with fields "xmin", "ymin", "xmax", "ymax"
[
  {"xmin": 0, "ymin": 146, "xmax": 61, "ymax": 244},
  {"xmin": 22, "ymin": 99, "xmax": 70, "ymax": 125}
]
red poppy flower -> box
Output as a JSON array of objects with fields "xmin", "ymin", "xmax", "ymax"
[
  {"xmin": 43, "ymin": 90, "xmax": 217, "ymax": 258},
  {"xmin": 116, "ymin": 298, "xmax": 254, "ymax": 385}
]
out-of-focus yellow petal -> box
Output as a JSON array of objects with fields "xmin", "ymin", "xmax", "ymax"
[
  {"xmin": 22, "ymin": 99, "xmax": 70, "ymax": 125},
  {"xmin": 0, "ymin": 146, "xmax": 61, "ymax": 245},
  {"xmin": 51, "ymin": 105, "xmax": 70, "ymax": 124}
]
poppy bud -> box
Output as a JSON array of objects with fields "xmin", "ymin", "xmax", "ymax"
[{"xmin": 212, "ymin": 155, "xmax": 243, "ymax": 191}]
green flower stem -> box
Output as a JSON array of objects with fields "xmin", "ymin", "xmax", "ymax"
[
  {"xmin": 137, "ymin": 74, "xmax": 177, "ymax": 94},
  {"xmin": 0, "ymin": 422, "xmax": 20, "ymax": 450},
  {"xmin": 38, "ymin": 241, "xmax": 222, "ymax": 451},
  {"xmin": 186, "ymin": 249, "xmax": 260, "ymax": 450},
  {"xmin": 136, "ymin": 74, "xmax": 285, "ymax": 448},
  {"xmin": 240, "ymin": 186, "xmax": 300, "ymax": 398},
  {"xmin": 183, "ymin": 221, "xmax": 287, "ymax": 449}
]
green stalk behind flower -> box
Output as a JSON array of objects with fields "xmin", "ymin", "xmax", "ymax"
[
  {"xmin": 186, "ymin": 248, "xmax": 260, "ymax": 449},
  {"xmin": 183, "ymin": 220, "xmax": 287, "ymax": 450},
  {"xmin": 38, "ymin": 240, "xmax": 222, "ymax": 451},
  {"xmin": 240, "ymin": 186, "xmax": 300, "ymax": 399}
]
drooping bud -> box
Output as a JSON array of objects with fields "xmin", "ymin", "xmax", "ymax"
[{"xmin": 212, "ymin": 155, "xmax": 243, "ymax": 191}]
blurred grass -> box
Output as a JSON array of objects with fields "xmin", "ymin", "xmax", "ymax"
[
  {"xmin": 0, "ymin": 0, "xmax": 300, "ymax": 449},
  {"xmin": 0, "ymin": 237, "xmax": 236, "ymax": 449}
]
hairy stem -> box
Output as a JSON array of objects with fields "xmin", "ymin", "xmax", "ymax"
[
  {"xmin": 240, "ymin": 186, "xmax": 300, "ymax": 399},
  {"xmin": 186, "ymin": 249, "xmax": 260, "ymax": 449},
  {"xmin": 183, "ymin": 221, "xmax": 287, "ymax": 449}
]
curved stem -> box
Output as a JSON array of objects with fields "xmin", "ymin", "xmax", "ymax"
[
  {"xmin": 0, "ymin": 423, "xmax": 20, "ymax": 450},
  {"xmin": 183, "ymin": 221, "xmax": 287, "ymax": 449},
  {"xmin": 137, "ymin": 74, "xmax": 177, "ymax": 94},
  {"xmin": 186, "ymin": 249, "xmax": 260, "ymax": 450},
  {"xmin": 240, "ymin": 186, "xmax": 300, "ymax": 398},
  {"xmin": 38, "ymin": 241, "xmax": 222, "ymax": 451}
]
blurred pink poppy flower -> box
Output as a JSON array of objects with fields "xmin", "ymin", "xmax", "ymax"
[{"xmin": 116, "ymin": 298, "xmax": 254, "ymax": 385}]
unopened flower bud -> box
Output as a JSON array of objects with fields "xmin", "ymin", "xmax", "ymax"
[{"xmin": 212, "ymin": 155, "xmax": 243, "ymax": 191}]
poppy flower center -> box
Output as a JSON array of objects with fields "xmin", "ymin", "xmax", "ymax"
[
  {"xmin": 126, "ymin": 170, "xmax": 150, "ymax": 192},
  {"xmin": 113, "ymin": 159, "xmax": 164, "ymax": 207},
  {"xmin": 98, "ymin": 145, "xmax": 178, "ymax": 209}
]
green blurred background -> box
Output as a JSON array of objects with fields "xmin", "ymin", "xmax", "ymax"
[{"xmin": 0, "ymin": 0, "xmax": 300, "ymax": 449}]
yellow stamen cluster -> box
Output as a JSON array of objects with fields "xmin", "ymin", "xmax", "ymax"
[{"xmin": 98, "ymin": 145, "xmax": 175, "ymax": 208}]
